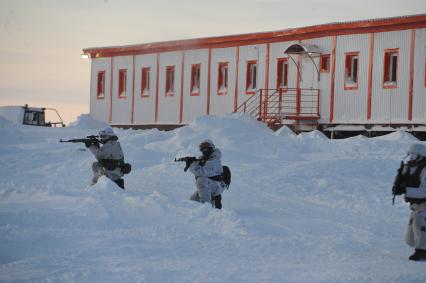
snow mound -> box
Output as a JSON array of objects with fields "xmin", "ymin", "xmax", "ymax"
[
  {"xmin": 298, "ymin": 130, "xmax": 328, "ymax": 140},
  {"xmin": 0, "ymin": 116, "xmax": 25, "ymax": 144},
  {"xmin": 275, "ymin": 125, "xmax": 296, "ymax": 138},
  {"xmin": 145, "ymin": 115, "xmax": 299, "ymax": 162},
  {"xmin": 0, "ymin": 115, "xmax": 15, "ymax": 129},
  {"xmin": 374, "ymin": 130, "xmax": 419, "ymax": 142},
  {"xmin": 0, "ymin": 114, "xmax": 425, "ymax": 282},
  {"xmin": 68, "ymin": 114, "xmax": 109, "ymax": 129}
]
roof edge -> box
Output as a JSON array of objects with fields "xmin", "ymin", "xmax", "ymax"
[{"xmin": 83, "ymin": 13, "xmax": 426, "ymax": 58}]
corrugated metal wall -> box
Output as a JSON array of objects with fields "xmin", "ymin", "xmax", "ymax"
[
  {"xmin": 90, "ymin": 28, "xmax": 426, "ymax": 128},
  {"xmin": 412, "ymin": 28, "xmax": 426, "ymax": 123},
  {"xmin": 181, "ymin": 49, "xmax": 209, "ymax": 124},
  {"xmin": 237, "ymin": 44, "xmax": 266, "ymax": 107},
  {"xmin": 90, "ymin": 58, "xmax": 111, "ymax": 123},
  {"xmin": 302, "ymin": 37, "xmax": 333, "ymax": 123},
  {"xmin": 157, "ymin": 51, "xmax": 182, "ymax": 124},
  {"xmin": 210, "ymin": 47, "xmax": 238, "ymax": 116},
  {"xmin": 333, "ymin": 33, "xmax": 370, "ymax": 124},
  {"xmin": 110, "ymin": 56, "xmax": 133, "ymax": 125},
  {"xmin": 269, "ymin": 40, "xmax": 299, "ymax": 114},
  {"xmin": 371, "ymin": 30, "xmax": 411, "ymax": 124},
  {"xmin": 133, "ymin": 54, "xmax": 157, "ymax": 125}
]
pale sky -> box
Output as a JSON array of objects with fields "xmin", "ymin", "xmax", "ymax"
[{"xmin": 1, "ymin": 0, "xmax": 425, "ymax": 124}]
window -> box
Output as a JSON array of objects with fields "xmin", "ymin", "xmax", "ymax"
[
  {"xmin": 246, "ymin": 61, "xmax": 257, "ymax": 93},
  {"xmin": 118, "ymin": 69, "xmax": 127, "ymax": 98},
  {"xmin": 141, "ymin": 67, "xmax": 150, "ymax": 97},
  {"xmin": 165, "ymin": 66, "xmax": 175, "ymax": 96},
  {"xmin": 23, "ymin": 110, "xmax": 45, "ymax": 126},
  {"xmin": 190, "ymin": 64, "xmax": 201, "ymax": 96},
  {"xmin": 97, "ymin": 71, "xmax": 105, "ymax": 99},
  {"xmin": 320, "ymin": 54, "xmax": 330, "ymax": 73},
  {"xmin": 344, "ymin": 52, "xmax": 359, "ymax": 90},
  {"xmin": 277, "ymin": 58, "xmax": 289, "ymax": 89},
  {"xmin": 218, "ymin": 62, "xmax": 228, "ymax": 95},
  {"xmin": 383, "ymin": 49, "xmax": 398, "ymax": 89}
]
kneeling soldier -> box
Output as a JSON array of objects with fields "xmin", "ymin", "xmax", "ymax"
[
  {"xmin": 187, "ymin": 140, "xmax": 225, "ymax": 209},
  {"xmin": 87, "ymin": 127, "xmax": 126, "ymax": 190}
]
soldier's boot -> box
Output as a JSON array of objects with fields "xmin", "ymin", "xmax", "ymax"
[
  {"xmin": 212, "ymin": 194, "xmax": 222, "ymax": 210},
  {"xmin": 409, "ymin": 249, "xmax": 426, "ymax": 261}
]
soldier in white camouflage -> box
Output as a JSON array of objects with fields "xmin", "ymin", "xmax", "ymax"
[
  {"xmin": 188, "ymin": 140, "xmax": 226, "ymax": 209},
  {"xmin": 87, "ymin": 127, "xmax": 126, "ymax": 189},
  {"xmin": 394, "ymin": 143, "xmax": 426, "ymax": 261}
]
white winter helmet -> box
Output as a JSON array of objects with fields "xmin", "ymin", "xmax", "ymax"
[
  {"xmin": 407, "ymin": 143, "xmax": 426, "ymax": 157},
  {"xmin": 99, "ymin": 127, "xmax": 116, "ymax": 138},
  {"xmin": 199, "ymin": 139, "xmax": 215, "ymax": 150}
]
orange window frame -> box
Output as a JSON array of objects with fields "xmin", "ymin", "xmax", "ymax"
[
  {"xmin": 118, "ymin": 69, "xmax": 127, "ymax": 98},
  {"xmin": 165, "ymin": 66, "xmax": 175, "ymax": 97},
  {"xmin": 276, "ymin": 58, "xmax": 289, "ymax": 90},
  {"xmin": 218, "ymin": 62, "xmax": 228, "ymax": 95},
  {"xmin": 344, "ymin": 52, "xmax": 359, "ymax": 91},
  {"xmin": 246, "ymin": 60, "xmax": 257, "ymax": 94},
  {"xmin": 320, "ymin": 54, "xmax": 330, "ymax": 73},
  {"xmin": 190, "ymin": 64, "xmax": 201, "ymax": 96},
  {"xmin": 383, "ymin": 48, "xmax": 399, "ymax": 89},
  {"xmin": 97, "ymin": 71, "xmax": 105, "ymax": 99},
  {"xmin": 141, "ymin": 67, "xmax": 150, "ymax": 97}
]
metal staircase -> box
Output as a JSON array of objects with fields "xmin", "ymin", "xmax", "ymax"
[{"xmin": 236, "ymin": 88, "xmax": 321, "ymax": 132}]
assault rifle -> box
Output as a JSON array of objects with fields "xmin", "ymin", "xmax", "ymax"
[
  {"xmin": 392, "ymin": 161, "xmax": 405, "ymax": 205},
  {"xmin": 59, "ymin": 135, "xmax": 101, "ymax": 146},
  {"xmin": 174, "ymin": 156, "xmax": 203, "ymax": 172}
]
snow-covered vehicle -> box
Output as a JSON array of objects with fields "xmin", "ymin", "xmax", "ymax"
[{"xmin": 0, "ymin": 104, "xmax": 65, "ymax": 127}]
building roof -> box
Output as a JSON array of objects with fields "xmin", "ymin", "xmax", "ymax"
[{"xmin": 83, "ymin": 14, "xmax": 426, "ymax": 58}]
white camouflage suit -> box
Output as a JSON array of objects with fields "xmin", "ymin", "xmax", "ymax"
[
  {"xmin": 89, "ymin": 139, "xmax": 124, "ymax": 184},
  {"xmin": 189, "ymin": 148, "xmax": 225, "ymax": 204},
  {"xmin": 403, "ymin": 146, "xmax": 426, "ymax": 251},
  {"xmin": 404, "ymin": 168, "xmax": 426, "ymax": 250}
]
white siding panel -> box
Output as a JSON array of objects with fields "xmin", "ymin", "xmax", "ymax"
[
  {"xmin": 134, "ymin": 54, "xmax": 156, "ymax": 125},
  {"xmin": 111, "ymin": 56, "xmax": 133, "ymax": 125},
  {"xmin": 90, "ymin": 58, "xmax": 111, "ymax": 123},
  {"xmin": 157, "ymin": 51, "xmax": 182, "ymax": 124},
  {"xmin": 237, "ymin": 44, "xmax": 266, "ymax": 109},
  {"xmin": 269, "ymin": 41, "xmax": 297, "ymax": 90},
  {"xmin": 371, "ymin": 30, "xmax": 411, "ymax": 124},
  {"xmin": 210, "ymin": 47, "xmax": 237, "ymax": 116},
  {"xmin": 182, "ymin": 49, "xmax": 209, "ymax": 124},
  {"xmin": 302, "ymin": 37, "xmax": 333, "ymax": 123},
  {"xmin": 333, "ymin": 34, "xmax": 370, "ymax": 124},
  {"xmin": 268, "ymin": 41, "xmax": 298, "ymax": 118},
  {"xmin": 412, "ymin": 28, "xmax": 426, "ymax": 124}
]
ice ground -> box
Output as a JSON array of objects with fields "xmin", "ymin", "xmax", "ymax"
[{"xmin": 0, "ymin": 114, "xmax": 425, "ymax": 283}]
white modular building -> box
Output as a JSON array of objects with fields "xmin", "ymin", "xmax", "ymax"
[{"xmin": 83, "ymin": 14, "xmax": 426, "ymax": 136}]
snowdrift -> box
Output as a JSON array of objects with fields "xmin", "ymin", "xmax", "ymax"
[
  {"xmin": 0, "ymin": 115, "xmax": 425, "ymax": 282},
  {"xmin": 67, "ymin": 113, "xmax": 109, "ymax": 129}
]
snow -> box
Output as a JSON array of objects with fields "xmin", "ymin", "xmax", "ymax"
[
  {"xmin": 0, "ymin": 114, "xmax": 425, "ymax": 282},
  {"xmin": 67, "ymin": 114, "xmax": 109, "ymax": 130}
]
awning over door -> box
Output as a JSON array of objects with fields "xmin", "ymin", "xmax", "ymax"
[{"xmin": 284, "ymin": 43, "xmax": 323, "ymax": 56}]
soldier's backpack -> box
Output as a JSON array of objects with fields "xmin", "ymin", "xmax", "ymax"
[{"xmin": 222, "ymin": 165, "xmax": 231, "ymax": 189}]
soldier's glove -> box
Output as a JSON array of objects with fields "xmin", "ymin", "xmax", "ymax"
[
  {"xmin": 85, "ymin": 140, "xmax": 99, "ymax": 148},
  {"xmin": 392, "ymin": 184, "xmax": 406, "ymax": 196}
]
